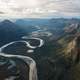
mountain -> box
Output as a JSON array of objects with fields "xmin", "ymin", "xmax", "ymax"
[
  {"xmin": 15, "ymin": 18, "xmax": 80, "ymax": 28},
  {"xmin": 15, "ymin": 18, "xmax": 80, "ymax": 39},
  {"xmin": 0, "ymin": 20, "xmax": 28, "ymax": 46},
  {"xmin": 15, "ymin": 18, "xmax": 49, "ymax": 26}
]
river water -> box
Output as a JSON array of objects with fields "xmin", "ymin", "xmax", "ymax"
[{"xmin": 0, "ymin": 37, "xmax": 44, "ymax": 80}]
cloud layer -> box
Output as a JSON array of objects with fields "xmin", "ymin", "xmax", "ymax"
[{"xmin": 0, "ymin": 0, "xmax": 80, "ymax": 18}]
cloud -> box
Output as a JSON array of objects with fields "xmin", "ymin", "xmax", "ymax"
[
  {"xmin": 0, "ymin": 11, "xmax": 4, "ymax": 14},
  {"xmin": 0, "ymin": 0, "xmax": 80, "ymax": 18}
]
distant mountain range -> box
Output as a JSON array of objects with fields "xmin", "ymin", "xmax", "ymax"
[
  {"xmin": 0, "ymin": 18, "xmax": 80, "ymax": 46},
  {"xmin": 15, "ymin": 18, "xmax": 80, "ymax": 27}
]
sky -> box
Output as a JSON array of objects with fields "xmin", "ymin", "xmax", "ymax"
[{"xmin": 0, "ymin": 0, "xmax": 80, "ymax": 18}]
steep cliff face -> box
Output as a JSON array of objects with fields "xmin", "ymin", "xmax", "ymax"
[
  {"xmin": 69, "ymin": 36, "xmax": 80, "ymax": 80},
  {"xmin": 63, "ymin": 22, "xmax": 80, "ymax": 64},
  {"xmin": 64, "ymin": 39, "xmax": 78, "ymax": 63},
  {"xmin": 64, "ymin": 36, "xmax": 80, "ymax": 64}
]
